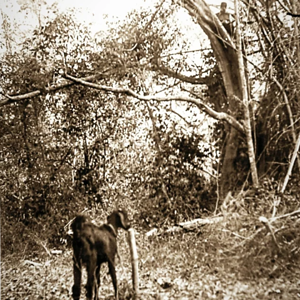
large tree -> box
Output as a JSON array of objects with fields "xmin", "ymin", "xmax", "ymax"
[{"xmin": 1, "ymin": 0, "xmax": 299, "ymax": 205}]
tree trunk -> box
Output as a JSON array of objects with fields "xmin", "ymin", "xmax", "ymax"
[
  {"xmin": 234, "ymin": 0, "xmax": 258, "ymax": 187},
  {"xmin": 221, "ymin": 127, "xmax": 241, "ymax": 197},
  {"xmin": 181, "ymin": 0, "xmax": 245, "ymax": 197}
]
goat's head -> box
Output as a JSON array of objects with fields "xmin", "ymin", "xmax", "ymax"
[
  {"xmin": 107, "ymin": 209, "xmax": 131, "ymax": 230},
  {"xmin": 71, "ymin": 214, "xmax": 90, "ymax": 234}
]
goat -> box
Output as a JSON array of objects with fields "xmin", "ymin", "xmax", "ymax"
[{"xmin": 71, "ymin": 209, "xmax": 131, "ymax": 300}]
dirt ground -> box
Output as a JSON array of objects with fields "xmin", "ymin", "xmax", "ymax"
[{"xmin": 2, "ymin": 222, "xmax": 300, "ymax": 300}]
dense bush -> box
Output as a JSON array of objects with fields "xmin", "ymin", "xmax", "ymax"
[{"xmin": 138, "ymin": 126, "xmax": 217, "ymax": 228}]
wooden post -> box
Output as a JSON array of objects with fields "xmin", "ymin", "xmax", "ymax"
[{"xmin": 127, "ymin": 228, "xmax": 139, "ymax": 299}]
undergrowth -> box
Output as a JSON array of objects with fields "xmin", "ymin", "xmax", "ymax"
[{"xmin": 1, "ymin": 184, "xmax": 300, "ymax": 299}]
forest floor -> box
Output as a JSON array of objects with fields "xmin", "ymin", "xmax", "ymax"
[{"xmin": 2, "ymin": 217, "xmax": 300, "ymax": 300}]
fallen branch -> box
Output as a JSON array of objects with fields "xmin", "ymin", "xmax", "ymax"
[
  {"xmin": 146, "ymin": 216, "xmax": 224, "ymax": 236},
  {"xmin": 23, "ymin": 260, "xmax": 43, "ymax": 267}
]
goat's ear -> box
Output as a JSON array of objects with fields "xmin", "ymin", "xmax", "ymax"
[{"xmin": 118, "ymin": 211, "xmax": 129, "ymax": 229}]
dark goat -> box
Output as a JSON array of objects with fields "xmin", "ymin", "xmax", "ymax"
[{"xmin": 72, "ymin": 210, "xmax": 131, "ymax": 300}]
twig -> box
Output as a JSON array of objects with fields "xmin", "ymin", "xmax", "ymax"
[
  {"xmin": 228, "ymin": 227, "xmax": 264, "ymax": 251},
  {"xmin": 40, "ymin": 241, "xmax": 52, "ymax": 257},
  {"xmin": 273, "ymin": 78, "xmax": 300, "ymax": 174},
  {"xmin": 281, "ymin": 133, "xmax": 300, "ymax": 193},
  {"xmin": 166, "ymin": 108, "xmax": 195, "ymax": 128},
  {"xmin": 221, "ymin": 228, "xmax": 248, "ymax": 239},
  {"xmin": 270, "ymin": 209, "xmax": 300, "ymax": 223},
  {"xmin": 32, "ymin": 233, "xmax": 52, "ymax": 256},
  {"xmin": 23, "ymin": 260, "xmax": 43, "ymax": 266},
  {"xmin": 259, "ymin": 216, "xmax": 280, "ymax": 250},
  {"xmin": 272, "ymin": 194, "xmax": 281, "ymax": 218},
  {"xmin": 64, "ymin": 207, "xmax": 88, "ymax": 233}
]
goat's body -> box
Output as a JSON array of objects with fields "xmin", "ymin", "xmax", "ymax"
[{"xmin": 72, "ymin": 211, "xmax": 130, "ymax": 300}]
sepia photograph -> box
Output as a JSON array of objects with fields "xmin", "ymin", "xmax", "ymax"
[{"xmin": 1, "ymin": 0, "xmax": 300, "ymax": 298}]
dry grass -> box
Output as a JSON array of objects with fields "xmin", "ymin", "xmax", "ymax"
[
  {"xmin": 2, "ymin": 210, "xmax": 300, "ymax": 300},
  {"xmin": 2, "ymin": 188, "xmax": 300, "ymax": 299}
]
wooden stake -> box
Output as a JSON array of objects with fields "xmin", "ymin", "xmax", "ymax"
[{"xmin": 128, "ymin": 228, "xmax": 139, "ymax": 299}]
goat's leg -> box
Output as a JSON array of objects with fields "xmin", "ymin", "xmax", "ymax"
[
  {"xmin": 86, "ymin": 255, "xmax": 97, "ymax": 300},
  {"xmin": 96, "ymin": 265, "xmax": 101, "ymax": 288},
  {"xmin": 72, "ymin": 257, "xmax": 82, "ymax": 300},
  {"xmin": 93, "ymin": 265, "xmax": 101, "ymax": 300},
  {"xmin": 108, "ymin": 260, "xmax": 119, "ymax": 300}
]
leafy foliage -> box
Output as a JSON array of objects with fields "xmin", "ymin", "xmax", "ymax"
[
  {"xmin": 139, "ymin": 122, "xmax": 216, "ymax": 228},
  {"xmin": 0, "ymin": 10, "xmax": 145, "ymax": 254},
  {"xmin": 0, "ymin": 1, "xmax": 221, "ymax": 255},
  {"xmin": 1, "ymin": 1, "xmax": 300, "ymax": 298}
]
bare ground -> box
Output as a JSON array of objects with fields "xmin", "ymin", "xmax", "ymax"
[{"xmin": 2, "ymin": 221, "xmax": 300, "ymax": 300}]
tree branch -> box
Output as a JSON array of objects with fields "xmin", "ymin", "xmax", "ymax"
[
  {"xmin": 1, "ymin": 68, "xmax": 245, "ymax": 134},
  {"xmin": 0, "ymin": 71, "xmax": 113, "ymax": 107},
  {"xmin": 166, "ymin": 108, "xmax": 196, "ymax": 127},
  {"xmin": 153, "ymin": 58, "xmax": 208, "ymax": 85},
  {"xmin": 63, "ymin": 73, "xmax": 245, "ymax": 134}
]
